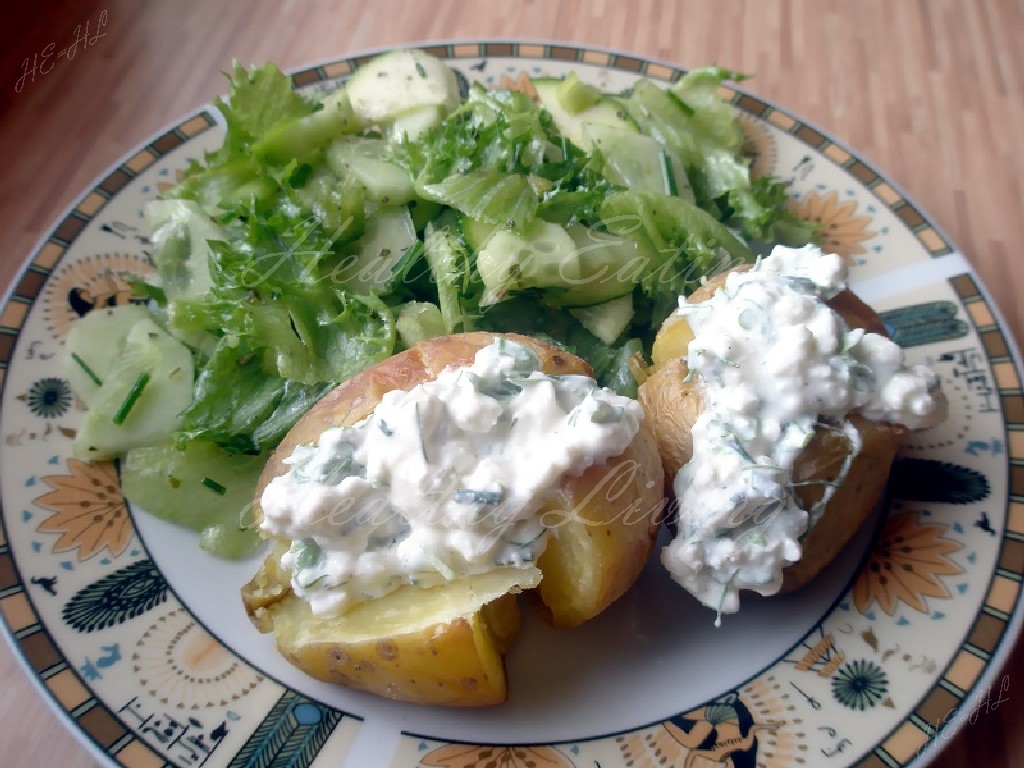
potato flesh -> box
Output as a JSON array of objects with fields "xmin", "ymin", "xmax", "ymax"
[
  {"xmin": 651, "ymin": 313, "xmax": 693, "ymax": 371},
  {"xmin": 271, "ymin": 568, "xmax": 540, "ymax": 706},
  {"xmin": 537, "ymin": 422, "xmax": 665, "ymax": 626}
]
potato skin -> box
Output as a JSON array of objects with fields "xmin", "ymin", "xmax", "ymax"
[
  {"xmin": 245, "ymin": 553, "xmax": 536, "ymax": 706},
  {"xmin": 639, "ymin": 270, "xmax": 906, "ymax": 594},
  {"xmin": 536, "ymin": 416, "xmax": 665, "ymax": 626},
  {"xmin": 243, "ymin": 332, "xmax": 663, "ymax": 703}
]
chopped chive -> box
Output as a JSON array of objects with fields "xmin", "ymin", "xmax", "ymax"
[
  {"xmin": 112, "ymin": 372, "xmax": 151, "ymax": 425},
  {"xmin": 378, "ymin": 419, "xmax": 393, "ymax": 437},
  {"xmin": 666, "ymin": 89, "xmax": 695, "ymax": 116},
  {"xmin": 567, "ymin": 405, "xmax": 581, "ymax": 427},
  {"xmin": 732, "ymin": 439, "xmax": 756, "ymax": 465},
  {"xmin": 454, "ymin": 488, "xmax": 504, "ymax": 505},
  {"xmin": 71, "ymin": 352, "xmax": 103, "ymax": 387},
  {"xmin": 293, "ymin": 539, "xmax": 322, "ymax": 570},
  {"xmin": 425, "ymin": 551, "xmax": 454, "ymax": 580},
  {"xmin": 415, "ymin": 61, "xmax": 427, "ymax": 78},
  {"xmin": 715, "ymin": 568, "xmax": 741, "ymax": 628},
  {"xmin": 201, "ymin": 476, "xmax": 227, "ymax": 495},
  {"xmin": 660, "ymin": 149, "xmax": 678, "ymax": 196},
  {"xmin": 388, "ymin": 240, "xmax": 424, "ymax": 286},
  {"xmin": 415, "ymin": 401, "xmax": 429, "ymax": 462},
  {"xmin": 512, "ymin": 528, "xmax": 546, "ymax": 548}
]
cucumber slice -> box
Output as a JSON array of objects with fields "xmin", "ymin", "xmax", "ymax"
[
  {"xmin": 459, "ymin": 216, "xmax": 502, "ymax": 254},
  {"xmin": 409, "ymin": 198, "xmax": 443, "ymax": 232},
  {"xmin": 336, "ymin": 206, "xmax": 418, "ymax": 294},
  {"xmin": 583, "ymin": 122, "xmax": 693, "ymax": 200},
  {"xmin": 533, "ymin": 77, "xmax": 637, "ymax": 150},
  {"xmin": 346, "ymin": 49, "xmax": 461, "ymax": 122},
  {"xmin": 121, "ymin": 440, "xmax": 265, "ymax": 559},
  {"xmin": 545, "ymin": 224, "xmax": 641, "ymax": 307},
  {"xmin": 557, "ymin": 72, "xmax": 603, "ymax": 114},
  {"xmin": 396, "ymin": 302, "xmax": 447, "ymax": 347},
  {"xmin": 477, "ymin": 220, "xmax": 579, "ymax": 303},
  {"xmin": 390, "ymin": 104, "xmax": 446, "ymax": 142},
  {"xmin": 326, "ymin": 137, "xmax": 416, "ymax": 205},
  {"xmin": 145, "ymin": 199, "xmax": 225, "ymax": 300},
  {"xmin": 424, "ymin": 222, "xmax": 469, "ymax": 333},
  {"xmin": 65, "ymin": 305, "xmax": 153, "ymax": 406},
  {"xmin": 293, "ymin": 168, "xmax": 366, "ymax": 238},
  {"xmin": 570, "ymin": 293, "xmax": 634, "ymax": 344},
  {"xmin": 624, "ymin": 78, "xmax": 714, "ymax": 166},
  {"xmin": 73, "ymin": 316, "xmax": 194, "ymax": 460}
]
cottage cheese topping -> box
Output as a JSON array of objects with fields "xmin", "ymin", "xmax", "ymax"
[
  {"xmin": 261, "ymin": 338, "xmax": 642, "ymax": 616},
  {"xmin": 662, "ymin": 245, "xmax": 946, "ymax": 621}
]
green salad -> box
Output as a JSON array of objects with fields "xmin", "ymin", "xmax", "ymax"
[{"xmin": 64, "ymin": 50, "xmax": 814, "ymax": 558}]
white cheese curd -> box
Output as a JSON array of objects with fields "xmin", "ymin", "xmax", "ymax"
[
  {"xmin": 662, "ymin": 244, "xmax": 946, "ymax": 622},
  {"xmin": 260, "ymin": 338, "xmax": 642, "ymax": 616}
]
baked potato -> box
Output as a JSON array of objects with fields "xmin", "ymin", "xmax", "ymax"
[
  {"xmin": 242, "ymin": 331, "xmax": 664, "ymax": 705},
  {"xmin": 640, "ymin": 268, "xmax": 910, "ymax": 595}
]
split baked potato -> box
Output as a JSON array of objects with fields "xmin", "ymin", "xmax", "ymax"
[
  {"xmin": 640, "ymin": 268, "xmax": 908, "ymax": 594},
  {"xmin": 242, "ymin": 331, "xmax": 664, "ymax": 705}
]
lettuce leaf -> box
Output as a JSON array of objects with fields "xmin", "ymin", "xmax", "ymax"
[
  {"xmin": 395, "ymin": 84, "xmax": 613, "ymax": 228},
  {"xmin": 175, "ymin": 339, "xmax": 336, "ymax": 454},
  {"xmin": 629, "ymin": 69, "xmax": 815, "ymax": 245},
  {"xmin": 600, "ymin": 190, "xmax": 752, "ymax": 297},
  {"xmin": 213, "ymin": 62, "xmax": 318, "ymax": 160}
]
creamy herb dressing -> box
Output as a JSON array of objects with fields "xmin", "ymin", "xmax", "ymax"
[
  {"xmin": 261, "ymin": 338, "xmax": 642, "ymax": 616},
  {"xmin": 663, "ymin": 245, "xmax": 946, "ymax": 621}
]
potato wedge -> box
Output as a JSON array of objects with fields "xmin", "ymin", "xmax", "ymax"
[
  {"xmin": 639, "ymin": 270, "xmax": 906, "ymax": 594},
  {"xmin": 244, "ymin": 541, "xmax": 540, "ymax": 705},
  {"xmin": 242, "ymin": 332, "xmax": 664, "ymax": 704}
]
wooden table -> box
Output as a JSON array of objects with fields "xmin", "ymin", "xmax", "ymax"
[{"xmin": 1, "ymin": 1, "xmax": 1021, "ymax": 766}]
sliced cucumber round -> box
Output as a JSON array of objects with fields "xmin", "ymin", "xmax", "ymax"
[
  {"xmin": 346, "ymin": 50, "xmax": 460, "ymax": 123},
  {"xmin": 477, "ymin": 221, "xmax": 579, "ymax": 301},
  {"xmin": 73, "ymin": 316, "xmax": 194, "ymax": 461},
  {"xmin": 546, "ymin": 224, "xmax": 642, "ymax": 307},
  {"xmin": 569, "ymin": 293, "xmax": 635, "ymax": 345},
  {"xmin": 533, "ymin": 77, "xmax": 638, "ymax": 150},
  {"xmin": 121, "ymin": 440, "xmax": 265, "ymax": 559},
  {"xmin": 65, "ymin": 304, "xmax": 152, "ymax": 407}
]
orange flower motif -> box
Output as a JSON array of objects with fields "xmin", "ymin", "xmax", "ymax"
[
  {"xmin": 788, "ymin": 190, "xmax": 875, "ymax": 259},
  {"xmin": 421, "ymin": 744, "xmax": 573, "ymax": 768},
  {"xmin": 35, "ymin": 459, "xmax": 133, "ymax": 560},
  {"xmin": 498, "ymin": 72, "xmax": 539, "ymax": 102},
  {"xmin": 853, "ymin": 512, "xmax": 964, "ymax": 616},
  {"xmin": 41, "ymin": 252, "xmax": 155, "ymax": 341}
]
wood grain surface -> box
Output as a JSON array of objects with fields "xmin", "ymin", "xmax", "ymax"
[{"xmin": 1, "ymin": 1, "xmax": 1021, "ymax": 766}]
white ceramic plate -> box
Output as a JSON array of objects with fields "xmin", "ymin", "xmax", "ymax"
[{"xmin": 2, "ymin": 42, "xmax": 1021, "ymax": 768}]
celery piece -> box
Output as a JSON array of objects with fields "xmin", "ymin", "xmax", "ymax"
[
  {"xmin": 397, "ymin": 302, "xmax": 447, "ymax": 347},
  {"xmin": 556, "ymin": 72, "xmax": 603, "ymax": 115}
]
